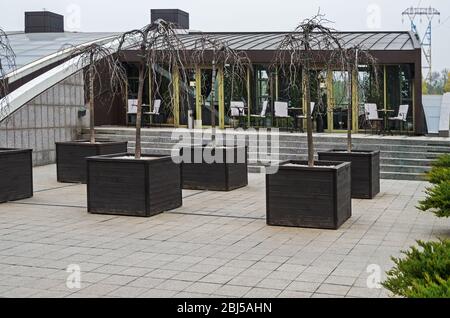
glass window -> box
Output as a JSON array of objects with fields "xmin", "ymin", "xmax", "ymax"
[
  {"xmin": 332, "ymin": 71, "xmax": 350, "ymax": 130},
  {"xmin": 200, "ymin": 68, "xmax": 219, "ymax": 126},
  {"xmin": 224, "ymin": 66, "xmax": 248, "ymax": 126},
  {"xmin": 151, "ymin": 64, "xmax": 175, "ymax": 125},
  {"xmin": 386, "ymin": 64, "xmax": 413, "ymax": 131},
  {"xmin": 252, "ymin": 65, "xmax": 272, "ymax": 115},
  {"xmin": 179, "ymin": 68, "xmax": 196, "ymax": 126},
  {"xmin": 309, "ymin": 70, "xmax": 328, "ymax": 131}
]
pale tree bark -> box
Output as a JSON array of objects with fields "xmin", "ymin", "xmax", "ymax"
[
  {"xmin": 211, "ymin": 58, "xmax": 216, "ymax": 143},
  {"xmin": 303, "ymin": 72, "xmax": 314, "ymax": 167},
  {"xmin": 89, "ymin": 59, "xmax": 96, "ymax": 144},
  {"xmin": 347, "ymin": 68, "xmax": 353, "ymax": 153},
  {"xmin": 135, "ymin": 62, "xmax": 146, "ymax": 159}
]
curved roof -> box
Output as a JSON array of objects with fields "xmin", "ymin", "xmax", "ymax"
[
  {"xmin": 177, "ymin": 31, "xmax": 421, "ymax": 51},
  {"xmin": 3, "ymin": 30, "xmax": 419, "ymax": 78},
  {"xmin": 4, "ymin": 31, "xmax": 119, "ymax": 78}
]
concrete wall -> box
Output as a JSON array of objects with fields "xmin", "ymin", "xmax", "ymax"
[
  {"xmin": 423, "ymin": 95, "xmax": 443, "ymax": 135},
  {"xmin": 0, "ymin": 71, "xmax": 86, "ymax": 166}
]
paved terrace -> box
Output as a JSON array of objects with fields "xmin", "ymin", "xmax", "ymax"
[{"xmin": 0, "ymin": 165, "xmax": 449, "ymax": 298}]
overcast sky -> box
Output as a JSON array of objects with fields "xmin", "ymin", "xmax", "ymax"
[{"xmin": 2, "ymin": 0, "xmax": 450, "ymax": 71}]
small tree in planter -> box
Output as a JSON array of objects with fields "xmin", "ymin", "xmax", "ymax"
[
  {"xmin": 180, "ymin": 36, "xmax": 251, "ymax": 191},
  {"xmin": 56, "ymin": 42, "xmax": 129, "ymax": 184},
  {"xmin": 319, "ymin": 47, "xmax": 381, "ymax": 199},
  {"xmin": 266, "ymin": 14, "xmax": 352, "ymax": 229},
  {"xmin": 86, "ymin": 20, "xmax": 185, "ymax": 217},
  {"xmin": 0, "ymin": 28, "xmax": 33, "ymax": 203}
]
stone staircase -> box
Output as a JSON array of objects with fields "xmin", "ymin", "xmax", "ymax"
[{"xmin": 85, "ymin": 127, "xmax": 450, "ymax": 181}]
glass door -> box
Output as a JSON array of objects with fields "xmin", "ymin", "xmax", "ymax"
[
  {"xmin": 199, "ymin": 68, "xmax": 220, "ymax": 127},
  {"xmin": 331, "ymin": 71, "xmax": 350, "ymax": 131},
  {"xmin": 150, "ymin": 64, "xmax": 175, "ymax": 126},
  {"xmin": 224, "ymin": 66, "xmax": 248, "ymax": 127},
  {"xmin": 179, "ymin": 68, "xmax": 197, "ymax": 126},
  {"xmin": 309, "ymin": 70, "xmax": 328, "ymax": 132}
]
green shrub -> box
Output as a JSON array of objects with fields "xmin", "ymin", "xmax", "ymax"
[
  {"xmin": 418, "ymin": 182, "xmax": 450, "ymax": 218},
  {"xmin": 427, "ymin": 167, "xmax": 450, "ymax": 184},
  {"xmin": 406, "ymin": 276, "xmax": 450, "ymax": 298},
  {"xmin": 432, "ymin": 154, "xmax": 450, "ymax": 168},
  {"xmin": 383, "ymin": 240, "xmax": 450, "ymax": 298}
]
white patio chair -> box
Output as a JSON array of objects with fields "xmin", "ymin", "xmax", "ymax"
[
  {"xmin": 230, "ymin": 101, "xmax": 246, "ymax": 128},
  {"xmin": 364, "ymin": 103, "xmax": 383, "ymax": 134},
  {"xmin": 274, "ymin": 101, "xmax": 291, "ymax": 130},
  {"xmin": 143, "ymin": 99, "xmax": 162, "ymax": 127},
  {"xmin": 127, "ymin": 99, "xmax": 138, "ymax": 126},
  {"xmin": 296, "ymin": 102, "xmax": 316, "ymax": 132},
  {"xmin": 388, "ymin": 104, "xmax": 409, "ymax": 134},
  {"xmin": 250, "ymin": 100, "xmax": 269, "ymax": 127}
]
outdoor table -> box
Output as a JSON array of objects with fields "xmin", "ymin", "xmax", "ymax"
[
  {"xmin": 377, "ymin": 109, "xmax": 395, "ymax": 135},
  {"xmin": 236, "ymin": 106, "xmax": 248, "ymax": 129}
]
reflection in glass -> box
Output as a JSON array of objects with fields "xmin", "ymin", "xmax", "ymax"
[
  {"xmin": 332, "ymin": 71, "xmax": 350, "ymax": 130},
  {"xmin": 179, "ymin": 68, "xmax": 196, "ymax": 126},
  {"xmin": 200, "ymin": 68, "xmax": 219, "ymax": 126},
  {"xmin": 224, "ymin": 66, "xmax": 248, "ymax": 126}
]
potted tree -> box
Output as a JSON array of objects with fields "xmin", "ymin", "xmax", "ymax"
[
  {"xmin": 318, "ymin": 47, "xmax": 380, "ymax": 199},
  {"xmin": 56, "ymin": 42, "xmax": 128, "ymax": 184},
  {"xmin": 0, "ymin": 28, "xmax": 33, "ymax": 203},
  {"xmin": 266, "ymin": 14, "xmax": 352, "ymax": 230},
  {"xmin": 86, "ymin": 20, "xmax": 183, "ymax": 217},
  {"xmin": 179, "ymin": 36, "xmax": 250, "ymax": 191}
]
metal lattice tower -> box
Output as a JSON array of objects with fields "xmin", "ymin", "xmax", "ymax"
[{"xmin": 402, "ymin": 6, "xmax": 440, "ymax": 82}]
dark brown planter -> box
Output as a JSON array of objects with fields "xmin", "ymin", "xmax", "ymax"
[
  {"xmin": 181, "ymin": 145, "xmax": 248, "ymax": 191},
  {"xmin": 56, "ymin": 140, "xmax": 128, "ymax": 184},
  {"xmin": 266, "ymin": 160, "xmax": 352, "ymax": 230},
  {"xmin": 0, "ymin": 148, "xmax": 33, "ymax": 203},
  {"xmin": 87, "ymin": 154, "xmax": 182, "ymax": 217},
  {"xmin": 318, "ymin": 150, "xmax": 380, "ymax": 199}
]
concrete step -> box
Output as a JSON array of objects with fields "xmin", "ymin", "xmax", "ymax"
[
  {"xmin": 381, "ymin": 172, "xmax": 427, "ymax": 181},
  {"xmin": 90, "ymin": 128, "xmax": 450, "ymax": 147},
  {"xmin": 381, "ymin": 164, "xmax": 430, "ymax": 174},
  {"xmin": 116, "ymin": 139, "xmax": 450, "ymax": 156},
  {"xmin": 92, "ymin": 127, "xmax": 449, "ymax": 181},
  {"xmin": 380, "ymin": 158, "xmax": 431, "ymax": 167}
]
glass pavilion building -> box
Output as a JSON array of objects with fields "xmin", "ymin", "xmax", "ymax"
[{"xmin": 1, "ymin": 9, "xmax": 425, "ymax": 137}]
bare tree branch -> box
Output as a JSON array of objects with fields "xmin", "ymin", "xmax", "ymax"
[
  {"xmin": 0, "ymin": 28, "xmax": 16, "ymax": 123},
  {"xmin": 117, "ymin": 19, "xmax": 188, "ymax": 159},
  {"xmin": 274, "ymin": 12, "xmax": 378, "ymax": 166},
  {"xmin": 191, "ymin": 35, "xmax": 251, "ymax": 141},
  {"xmin": 62, "ymin": 40, "xmax": 127, "ymax": 143}
]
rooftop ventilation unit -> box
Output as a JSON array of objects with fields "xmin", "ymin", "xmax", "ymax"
[
  {"xmin": 151, "ymin": 9, "xmax": 189, "ymax": 29},
  {"xmin": 25, "ymin": 11, "xmax": 64, "ymax": 33}
]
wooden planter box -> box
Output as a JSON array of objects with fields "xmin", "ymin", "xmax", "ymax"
[
  {"xmin": 266, "ymin": 160, "xmax": 352, "ymax": 230},
  {"xmin": 56, "ymin": 141, "xmax": 128, "ymax": 184},
  {"xmin": 181, "ymin": 145, "xmax": 248, "ymax": 191},
  {"xmin": 318, "ymin": 150, "xmax": 380, "ymax": 199},
  {"xmin": 87, "ymin": 154, "xmax": 182, "ymax": 217},
  {"xmin": 0, "ymin": 149, "xmax": 33, "ymax": 203}
]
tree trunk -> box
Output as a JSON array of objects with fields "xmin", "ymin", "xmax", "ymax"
[
  {"xmin": 89, "ymin": 64, "xmax": 95, "ymax": 144},
  {"xmin": 211, "ymin": 59, "xmax": 216, "ymax": 143},
  {"xmin": 135, "ymin": 62, "xmax": 145, "ymax": 159},
  {"xmin": 304, "ymin": 71, "xmax": 314, "ymax": 167},
  {"xmin": 347, "ymin": 70, "xmax": 352, "ymax": 152}
]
